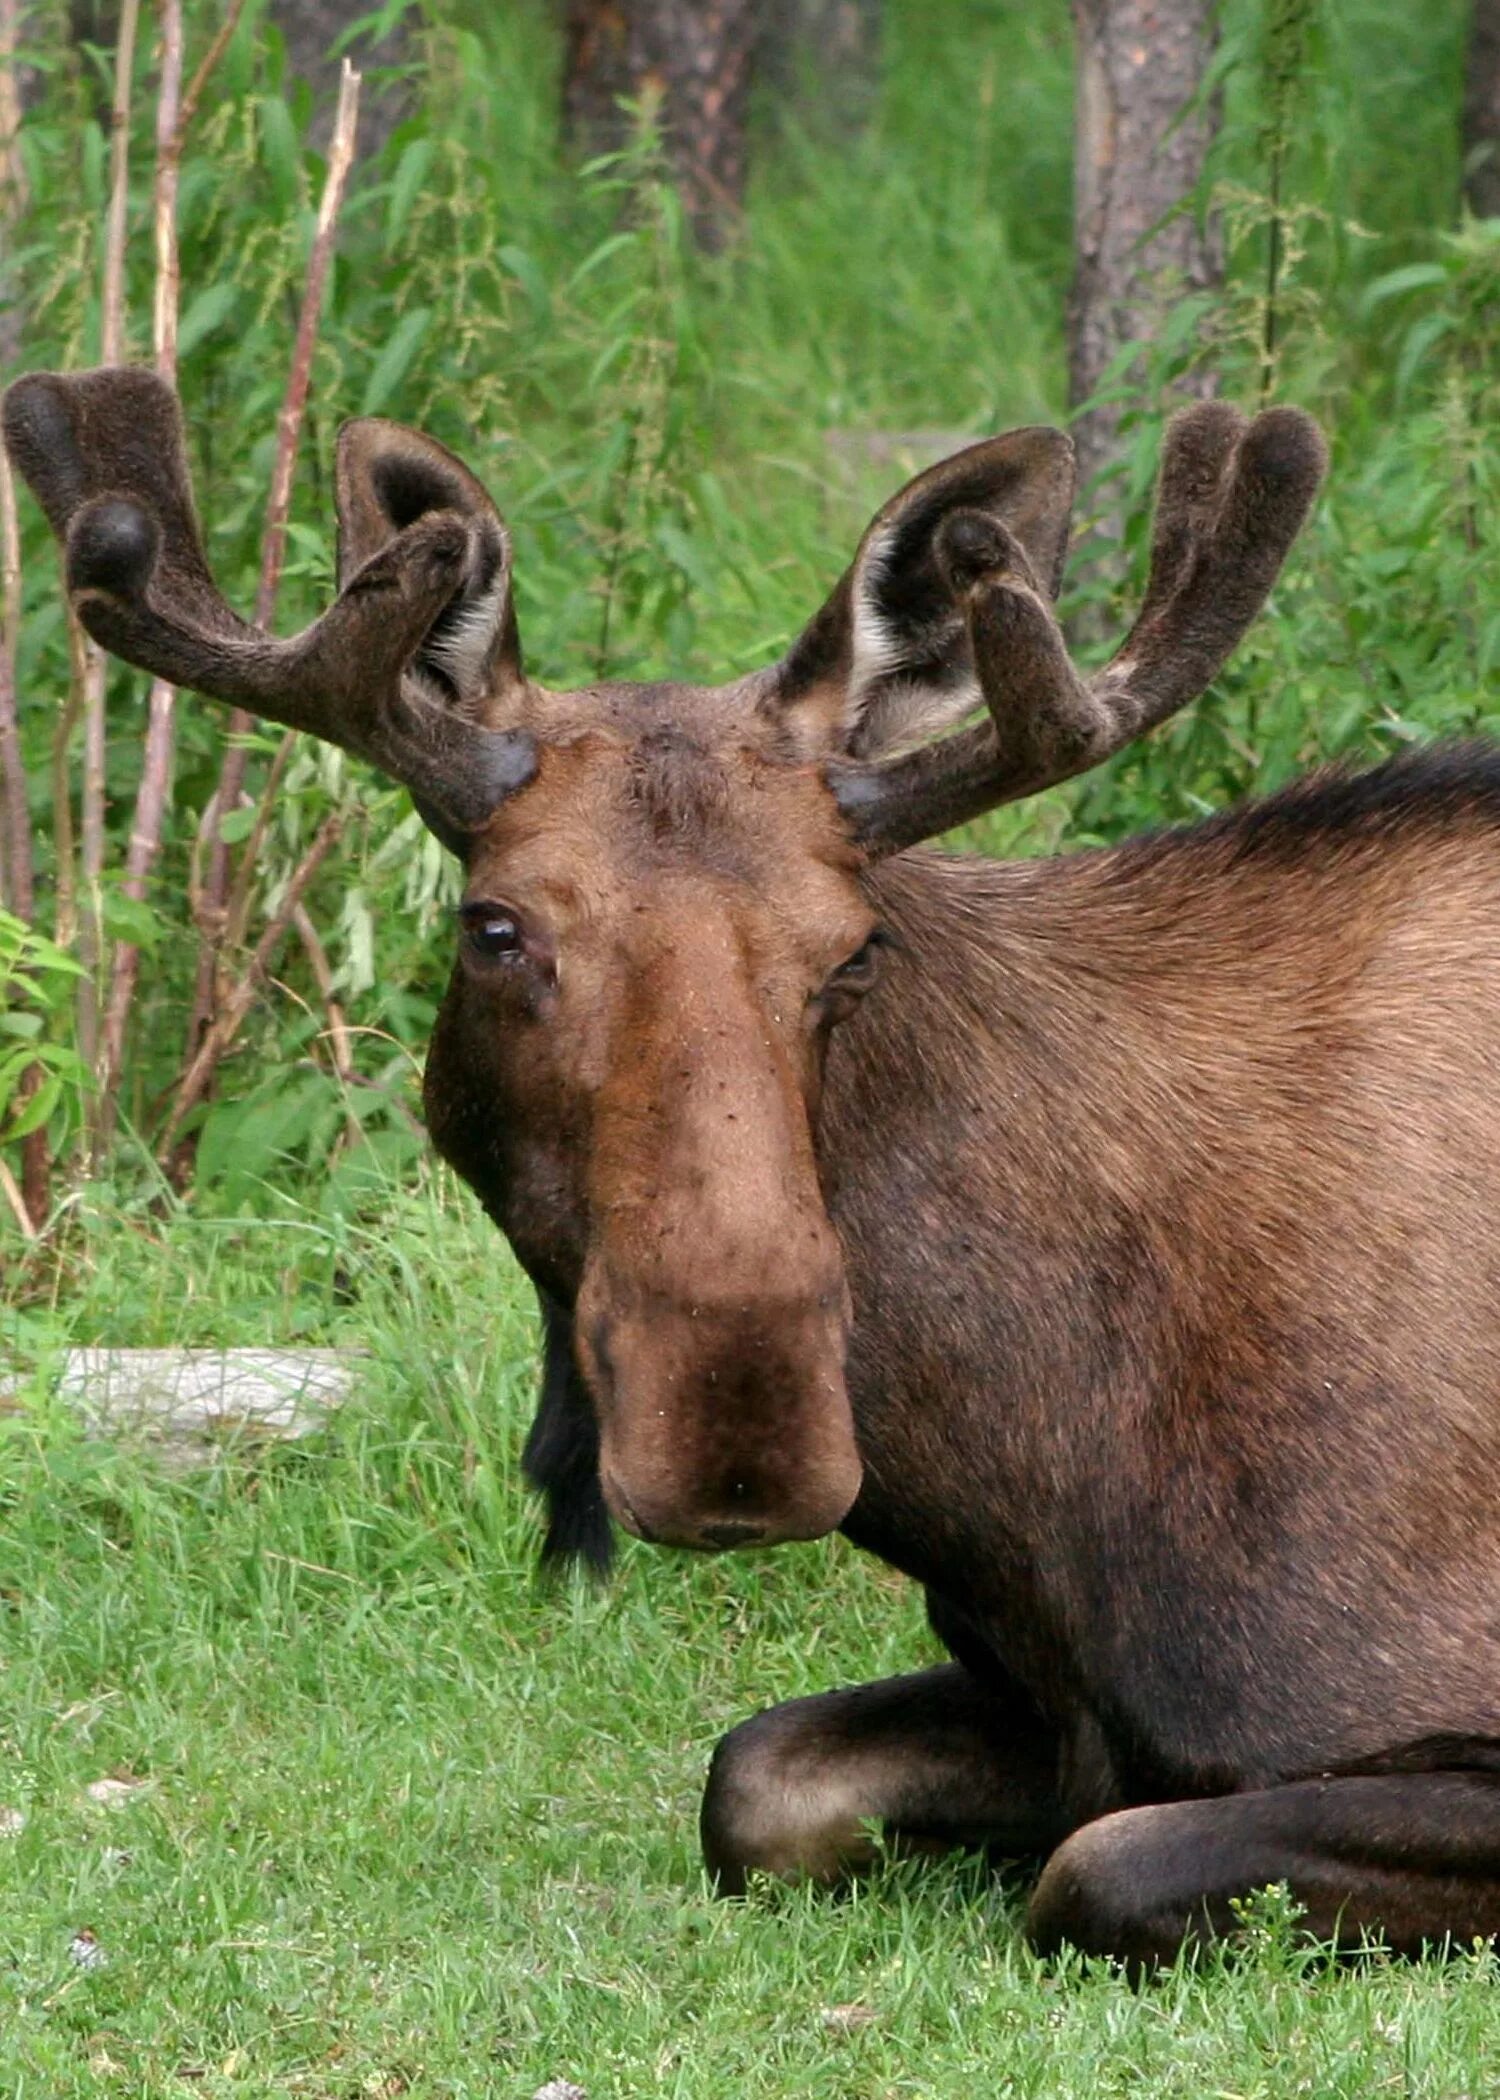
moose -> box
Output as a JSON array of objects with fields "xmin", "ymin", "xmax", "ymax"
[{"xmin": 7, "ymin": 366, "xmax": 1500, "ymax": 1968}]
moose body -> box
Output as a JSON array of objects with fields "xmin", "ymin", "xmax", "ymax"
[{"xmin": 8, "ymin": 366, "xmax": 1499, "ymax": 1964}]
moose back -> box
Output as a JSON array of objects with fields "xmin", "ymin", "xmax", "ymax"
[{"xmin": 6, "ymin": 367, "xmax": 1498, "ymax": 1966}]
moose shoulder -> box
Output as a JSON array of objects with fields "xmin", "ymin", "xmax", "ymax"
[{"xmin": 7, "ymin": 368, "xmax": 1499, "ymax": 1966}]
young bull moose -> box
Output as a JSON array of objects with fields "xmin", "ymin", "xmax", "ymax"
[{"xmin": 7, "ymin": 367, "xmax": 1500, "ymax": 1968}]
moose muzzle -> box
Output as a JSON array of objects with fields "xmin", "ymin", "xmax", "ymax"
[{"xmin": 576, "ymin": 1258, "xmax": 863, "ymax": 1551}]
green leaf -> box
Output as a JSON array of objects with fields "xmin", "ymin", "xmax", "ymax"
[
  {"xmin": 360, "ymin": 307, "xmax": 434, "ymax": 416},
  {"xmin": 498, "ymin": 245, "xmax": 551, "ymax": 322},
  {"xmin": 388, "ymin": 137, "xmax": 433, "ymax": 244},
  {"xmin": 1359, "ymin": 262, "xmax": 1448, "ymax": 314},
  {"xmin": 177, "ymin": 282, "xmax": 240, "ymax": 359},
  {"xmin": 101, "ymin": 890, "xmax": 165, "ymax": 951},
  {"xmin": 218, "ymin": 807, "xmax": 259, "ymax": 846},
  {"xmin": 6, "ymin": 1071, "xmax": 60, "ymax": 1139},
  {"xmin": 0, "ymin": 1012, "xmax": 42, "ymax": 1040},
  {"xmin": 257, "ymin": 94, "xmax": 303, "ymax": 211},
  {"xmin": 1395, "ymin": 311, "xmax": 1456, "ymax": 398}
]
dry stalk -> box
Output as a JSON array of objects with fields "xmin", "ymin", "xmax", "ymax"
[
  {"xmin": 290, "ymin": 901, "xmax": 355, "ymax": 1085},
  {"xmin": 180, "ymin": 61, "xmax": 361, "ymax": 1106},
  {"xmin": 51, "ymin": 616, "xmax": 85, "ymax": 951},
  {"xmin": 157, "ymin": 811, "xmax": 344, "ymax": 1162},
  {"xmin": 0, "ymin": 430, "xmax": 42, "ymax": 1235},
  {"xmin": 0, "ymin": 0, "xmax": 27, "ymax": 933},
  {"xmin": 0, "ymin": 1152, "xmax": 36, "ymax": 1239},
  {"xmin": 290, "ymin": 899, "xmax": 361, "ymax": 1147},
  {"xmin": 75, "ymin": 0, "xmax": 141, "ymax": 1085},
  {"xmin": 98, "ymin": 0, "xmax": 200, "ymax": 1149},
  {"xmin": 0, "ymin": 439, "xmax": 27, "ymax": 922},
  {"xmin": 0, "ymin": 0, "xmax": 27, "ymax": 374},
  {"xmin": 174, "ymin": 0, "xmax": 247, "ymax": 150}
]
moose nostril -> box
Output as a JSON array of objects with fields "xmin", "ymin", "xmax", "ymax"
[{"xmin": 699, "ymin": 1520, "xmax": 768, "ymax": 1551}]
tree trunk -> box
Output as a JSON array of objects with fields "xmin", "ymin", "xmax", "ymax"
[
  {"xmin": 1067, "ymin": 0, "xmax": 1222, "ymax": 505},
  {"xmin": 562, "ymin": 0, "xmax": 762, "ymax": 251},
  {"xmin": 759, "ymin": 0, "xmax": 881, "ymax": 143},
  {"xmin": 1464, "ymin": 0, "xmax": 1500, "ymax": 218},
  {"xmin": 62, "ymin": 0, "xmax": 409, "ymax": 156}
]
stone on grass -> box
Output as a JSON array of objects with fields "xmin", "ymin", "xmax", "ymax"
[{"xmin": 0, "ymin": 1348, "xmax": 355, "ymax": 1466}]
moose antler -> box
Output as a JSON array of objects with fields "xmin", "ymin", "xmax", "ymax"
[
  {"xmin": 1, "ymin": 367, "xmax": 537, "ymax": 851},
  {"xmin": 830, "ymin": 402, "xmax": 1329, "ymax": 854}
]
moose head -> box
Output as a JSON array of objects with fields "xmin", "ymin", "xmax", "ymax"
[{"xmin": 2, "ymin": 369, "xmax": 1325, "ymax": 1554}]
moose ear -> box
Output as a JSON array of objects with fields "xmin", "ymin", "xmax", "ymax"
[
  {"xmin": 768, "ymin": 428, "xmax": 1076, "ymax": 760},
  {"xmin": 334, "ymin": 418, "xmax": 525, "ymax": 724}
]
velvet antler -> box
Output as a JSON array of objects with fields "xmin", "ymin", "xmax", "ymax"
[
  {"xmin": 828, "ymin": 403, "xmax": 1329, "ymax": 854},
  {"xmin": 1, "ymin": 367, "xmax": 536, "ymax": 852}
]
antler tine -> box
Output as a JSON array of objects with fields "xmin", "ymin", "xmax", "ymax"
[
  {"xmin": 2, "ymin": 368, "xmax": 536, "ymax": 850},
  {"xmin": 830, "ymin": 403, "xmax": 1329, "ymax": 856}
]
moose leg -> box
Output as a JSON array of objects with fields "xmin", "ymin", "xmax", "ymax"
[
  {"xmin": 1027, "ymin": 1767, "xmax": 1500, "ymax": 1968},
  {"xmin": 701, "ymin": 1664, "xmax": 1068, "ymax": 1894}
]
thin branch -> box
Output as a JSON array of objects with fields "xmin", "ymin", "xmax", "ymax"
[
  {"xmin": 0, "ymin": 1153, "xmax": 36, "ymax": 1239},
  {"xmin": 77, "ymin": 0, "xmax": 141, "ymax": 1085},
  {"xmin": 0, "ymin": 441, "xmax": 28, "ymax": 923},
  {"xmin": 174, "ymin": 0, "xmax": 248, "ymax": 149},
  {"xmin": 256, "ymin": 60, "xmax": 362, "ymax": 630},
  {"xmin": 290, "ymin": 900, "xmax": 361, "ymax": 1148},
  {"xmin": 52, "ymin": 616, "xmax": 85, "ymax": 950},
  {"xmin": 157, "ymin": 812, "xmax": 344, "ymax": 1162},
  {"xmin": 98, "ymin": 0, "xmax": 187, "ymax": 1150},
  {"xmin": 0, "ymin": 0, "xmax": 23, "ymax": 210},
  {"xmin": 181, "ymin": 61, "xmax": 361, "ymax": 1090},
  {"xmin": 0, "ymin": 0, "xmax": 27, "ymax": 372},
  {"xmin": 291, "ymin": 902, "xmax": 355, "ymax": 1083},
  {"xmin": 100, "ymin": 0, "xmax": 140, "ymax": 368},
  {"xmin": 0, "ymin": 433, "xmax": 42, "ymax": 1233},
  {"xmin": 0, "ymin": 0, "xmax": 25, "ymax": 926}
]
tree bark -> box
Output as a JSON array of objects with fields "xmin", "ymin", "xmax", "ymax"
[
  {"xmin": 1067, "ymin": 0, "xmax": 1222, "ymax": 504},
  {"xmin": 1464, "ymin": 0, "xmax": 1500, "ymax": 218},
  {"xmin": 759, "ymin": 0, "xmax": 881, "ymax": 142},
  {"xmin": 562, "ymin": 0, "xmax": 762, "ymax": 250}
]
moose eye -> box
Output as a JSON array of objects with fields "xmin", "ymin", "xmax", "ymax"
[
  {"xmin": 820, "ymin": 930, "xmax": 889, "ymax": 1006},
  {"xmin": 460, "ymin": 903, "xmax": 524, "ymax": 960}
]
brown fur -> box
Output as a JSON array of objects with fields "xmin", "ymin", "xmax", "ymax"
[{"xmin": 9, "ymin": 367, "xmax": 1497, "ymax": 1961}]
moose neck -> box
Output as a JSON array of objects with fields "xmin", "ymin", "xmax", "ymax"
[{"xmin": 820, "ymin": 828, "xmax": 1359, "ymax": 1606}]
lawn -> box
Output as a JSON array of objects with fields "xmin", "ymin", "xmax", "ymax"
[{"xmin": 1, "ymin": 1181, "xmax": 1498, "ymax": 2098}]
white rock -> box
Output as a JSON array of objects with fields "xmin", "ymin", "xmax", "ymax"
[{"xmin": 1, "ymin": 1349, "xmax": 356, "ymax": 1463}]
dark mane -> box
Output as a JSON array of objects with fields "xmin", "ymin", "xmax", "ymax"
[{"xmin": 1210, "ymin": 740, "xmax": 1500, "ymax": 862}]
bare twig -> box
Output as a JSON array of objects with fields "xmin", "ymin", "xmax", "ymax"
[
  {"xmin": 100, "ymin": 0, "xmax": 140, "ymax": 367},
  {"xmin": 0, "ymin": 439, "xmax": 27, "ymax": 922},
  {"xmin": 157, "ymin": 812, "xmax": 344, "ymax": 1162},
  {"xmin": 291, "ymin": 902, "xmax": 355, "ymax": 1086},
  {"xmin": 181, "ymin": 61, "xmax": 361, "ymax": 1102},
  {"xmin": 174, "ymin": 0, "xmax": 248, "ymax": 150},
  {"xmin": 283, "ymin": 901, "xmax": 360, "ymax": 1147},
  {"xmin": 98, "ymin": 0, "xmax": 187, "ymax": 1150},
  {"xmin": 0, "ymin": 426, "xmax": 43, "ymax": 1234},
  {"xmin": 0, "ymin": 1152, "xmax": 36, "ymax": 1239},
  {"xmin": 0, "ymin": 0, "xmax": 23, "ymax": 207},
  {"xmin": 0, "ymin": 0, "xmax": 26, "ymax": 372},
  {"xmin": 52, "ymin": 617, "xmax": 85, "ymax": 951},
  {"xmin": 77, "ymin": 0, "xmax": 142, "ymax": 1085}
]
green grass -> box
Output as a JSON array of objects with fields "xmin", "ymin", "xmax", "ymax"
[
  {"xmin": 3, "ymin": 1183, "xmax": 1500, "ymax": 2097},
  {"xmin": 3, "ymin": 0, "xmax": 1499, "ymax": 2088}
]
